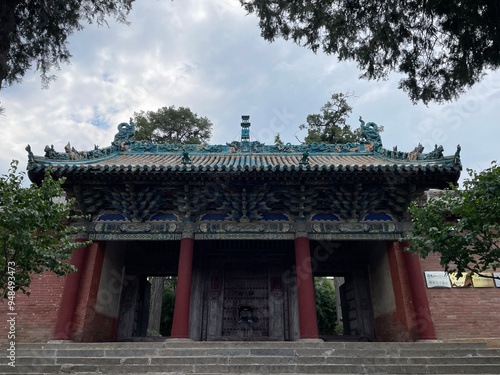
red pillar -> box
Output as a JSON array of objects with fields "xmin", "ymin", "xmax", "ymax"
[
  {"xmin": 170, "ymin": 237, "xmax": 195, "ymax": 338},
  {"xmin": 53, "ymin": 243, "xmax": 88, "ymax": 340},
  {"xmin": 294, "ymin": 236, "xmax": 319, "ymax": 339},
  {"xmin": 386, "ymin": 241, "xmax": 412, "ymax": 331},
  {"xmin": 78, "ymin": 242, "xmax": 107, "ymax": 342},
  {"xmin": 401, "ymin": 241, "xmax": 437, "ymax": 340}
]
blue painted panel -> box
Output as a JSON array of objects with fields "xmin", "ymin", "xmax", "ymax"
[
  {"xmin": 259, "ymin": 212, "xmax": 289, "ymax": 221},
  {"xmin": 364, "ymin": 212, "xmax": 393, "ymax": 221},
  {"xmin": 311, "ymin": 213, "xmax": 340, "ymax": 221},
  {"xmin": 150, "ymin": 212, "xmax": 178, "ymax": 221},
  {"xmin": 200, "ymin": 213, "xmax": 229, "ymax": 221},
  {"xmin": 97, "ymin": 213, "xmax": 127, "ymax": 221}
]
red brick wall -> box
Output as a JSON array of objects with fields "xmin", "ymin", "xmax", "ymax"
[
  {"xmin": 0, "ymin": 272, "xmax": 66, "ymax": 343},
  {"xmin": 420, "ymin": 253, "xmax": 500, "ymax": 339}
]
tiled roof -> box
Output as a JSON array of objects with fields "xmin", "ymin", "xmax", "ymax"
[{"xmin": 27, "ymin": 151, "xmax": 461, "ymax": 174}]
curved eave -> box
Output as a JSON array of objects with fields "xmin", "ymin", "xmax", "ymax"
[
  {"xmin": 27, "ymin": 151, "xmax": 461, "ymax": 187},
  {"xmin": 27, "ymin": 160, "xmax": 462, "ymax": 176}
]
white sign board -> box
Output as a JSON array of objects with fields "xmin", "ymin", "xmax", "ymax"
[
  {"xmin": 494, "ymin": 272, "xmax": 500, "ymax": 288},
  {"xmin": 425, "ymin": 271, "xmax": 451, "ymax": 288}
]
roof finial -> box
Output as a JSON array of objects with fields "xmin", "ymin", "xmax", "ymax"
[{"xmin": 241, "ymin": 115, "xmax": 250, "ymax": 143}]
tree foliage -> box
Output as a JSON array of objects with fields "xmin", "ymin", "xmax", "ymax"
[
  {"xmin": 160, "ymin": 276, "xmax": 177, "ymax": 336},
  {"xmin": 240, "ymin": 0, "xmax": 500, "ymax": 104},
  {"xmin": 0, "ymin": 161, "xmax": 89, "ymax": 298},
  {"xmin": 133, "ymin": 106, "xmax": 213, "ymax": 144},
  {"xmin": 407, "ymin": 163, "xmax": 500, "ymax": 277},
  {"xmin": 299, "ymin": 93, "xmax": 360, "ymax": 144},
  {"xmin": 315, "ymin": 277, "xmax": 337, "ymax": 335},
  {"xmin": 0, "ymin": 0, "xmax": 133, "ymax": 89}
]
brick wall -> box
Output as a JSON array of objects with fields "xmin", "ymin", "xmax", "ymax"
[
  {"xmin": 420, "ymin": 253, "xmax": 500, "ymax": 339},
  {"xmin": 0, "ymin": 272, "xmax": 66, "ymax": 343}
]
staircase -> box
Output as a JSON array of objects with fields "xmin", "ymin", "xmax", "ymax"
[{"xmin": 2, "ymin": 340, "xmax": 500, "ymax": 374}]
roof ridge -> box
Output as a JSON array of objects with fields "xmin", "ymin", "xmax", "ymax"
[{"xmin": 25, "ymin": 119, "xmax": 462, "ymax": 171}]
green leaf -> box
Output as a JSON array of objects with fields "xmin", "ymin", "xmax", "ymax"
[
  {"xmin": 407, "ymin": 162, "xmax": 500, "ymax": 277},
  {"xmin": 0, "ymin": 161, "xmax": 91, "ymax": 298}
]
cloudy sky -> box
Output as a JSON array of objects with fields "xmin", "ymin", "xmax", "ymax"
[{"xmin": 1, "ymin": 0, "xmax": 499, "ymax": 184}]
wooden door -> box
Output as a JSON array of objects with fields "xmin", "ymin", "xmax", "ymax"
[
  {"xmin": 202, "ymin": 254, "xmax": 289, "ymax": 341},
  {"xmin": 222, "ymin": 262, "xmax": 269, "ymax": 339},
  {"xmin": 339, "ymin": 271, "xmax": 375, "ymax": 340}
]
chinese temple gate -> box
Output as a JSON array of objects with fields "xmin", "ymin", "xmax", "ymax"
[{"xmin": 26, "ymin": 116, "xmax": 461, "ymax": 342}]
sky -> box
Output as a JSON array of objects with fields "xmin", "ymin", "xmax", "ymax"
[{"xmin": 1, "ymin": 0, "xmax": 499, "ymax": 185}]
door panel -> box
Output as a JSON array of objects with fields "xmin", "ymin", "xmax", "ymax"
[
  {"xmin": 205, "ymin": 264, "xmax": 224, "ymax": 341},
  {"xmin": 202, "ymin": 253, "xmax": 290, "ymax": 341},
  {"xmin": 339, "ymin": 272, "xmax": 375, "ymax": 340},
  {"xmin": 222, "ymin": 263, "xmax": 269, "ymax": 339}
]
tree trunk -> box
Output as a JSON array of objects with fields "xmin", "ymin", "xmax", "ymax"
[{"xmin": 148, "ymin": 277, "xmax": 164, "ymax": 334}]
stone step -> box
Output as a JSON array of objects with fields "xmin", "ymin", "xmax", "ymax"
[
  {"xmin": 3, "ymin": 341, "xmax": 500, "ymax": 375},
  {"xmin": 17, "ymin": 340, "xmax": 496, "ymax": 350},
  {"xmin": 2, "ymin": 363, "xmax": 500, "ymax": 374},
  {"xmin": 10, "ymin": 354, "xmax": 500, "ymax": 365},
  {"xmin": 13, "ymin": 347, "xmax": 500, "ymax": 359}
]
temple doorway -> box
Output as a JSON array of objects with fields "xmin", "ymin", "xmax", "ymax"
[
  {"xmin": 314, "ymin": 274, "xmax": 373, "ymax": 341},
  {"xmin": 109, "ymin": 240, "xmax": 389, "ymax": 342},
  {"xmin": 311, "ymin": 240, "xmax": 377, "ymax": 341},
  {"xmin": 198, "ymin": 240, "xmax": 295, "ymax": 341}
]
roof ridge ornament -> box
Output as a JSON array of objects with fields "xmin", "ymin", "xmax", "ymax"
[
  {"xmin": 454, "ymin": 144, "xmax": 461, "ymax": 167},
  {"xmin": 112, "ymin": 119, "xmax": 136, "ymax": 151},
  {"xmin": 241, "ymin": 115, "xmax": 251, "ymax": 143},
  {"xmin": 181, "ymin": 150, "xmax": 191, "ymax": 165},
  {"xmin": 299, "ymin": 150, "xmax": 310, "ymax": 165},
  {"xmin": 359, "ymin": 116, "xmax": 382, "ymax": 152}
]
